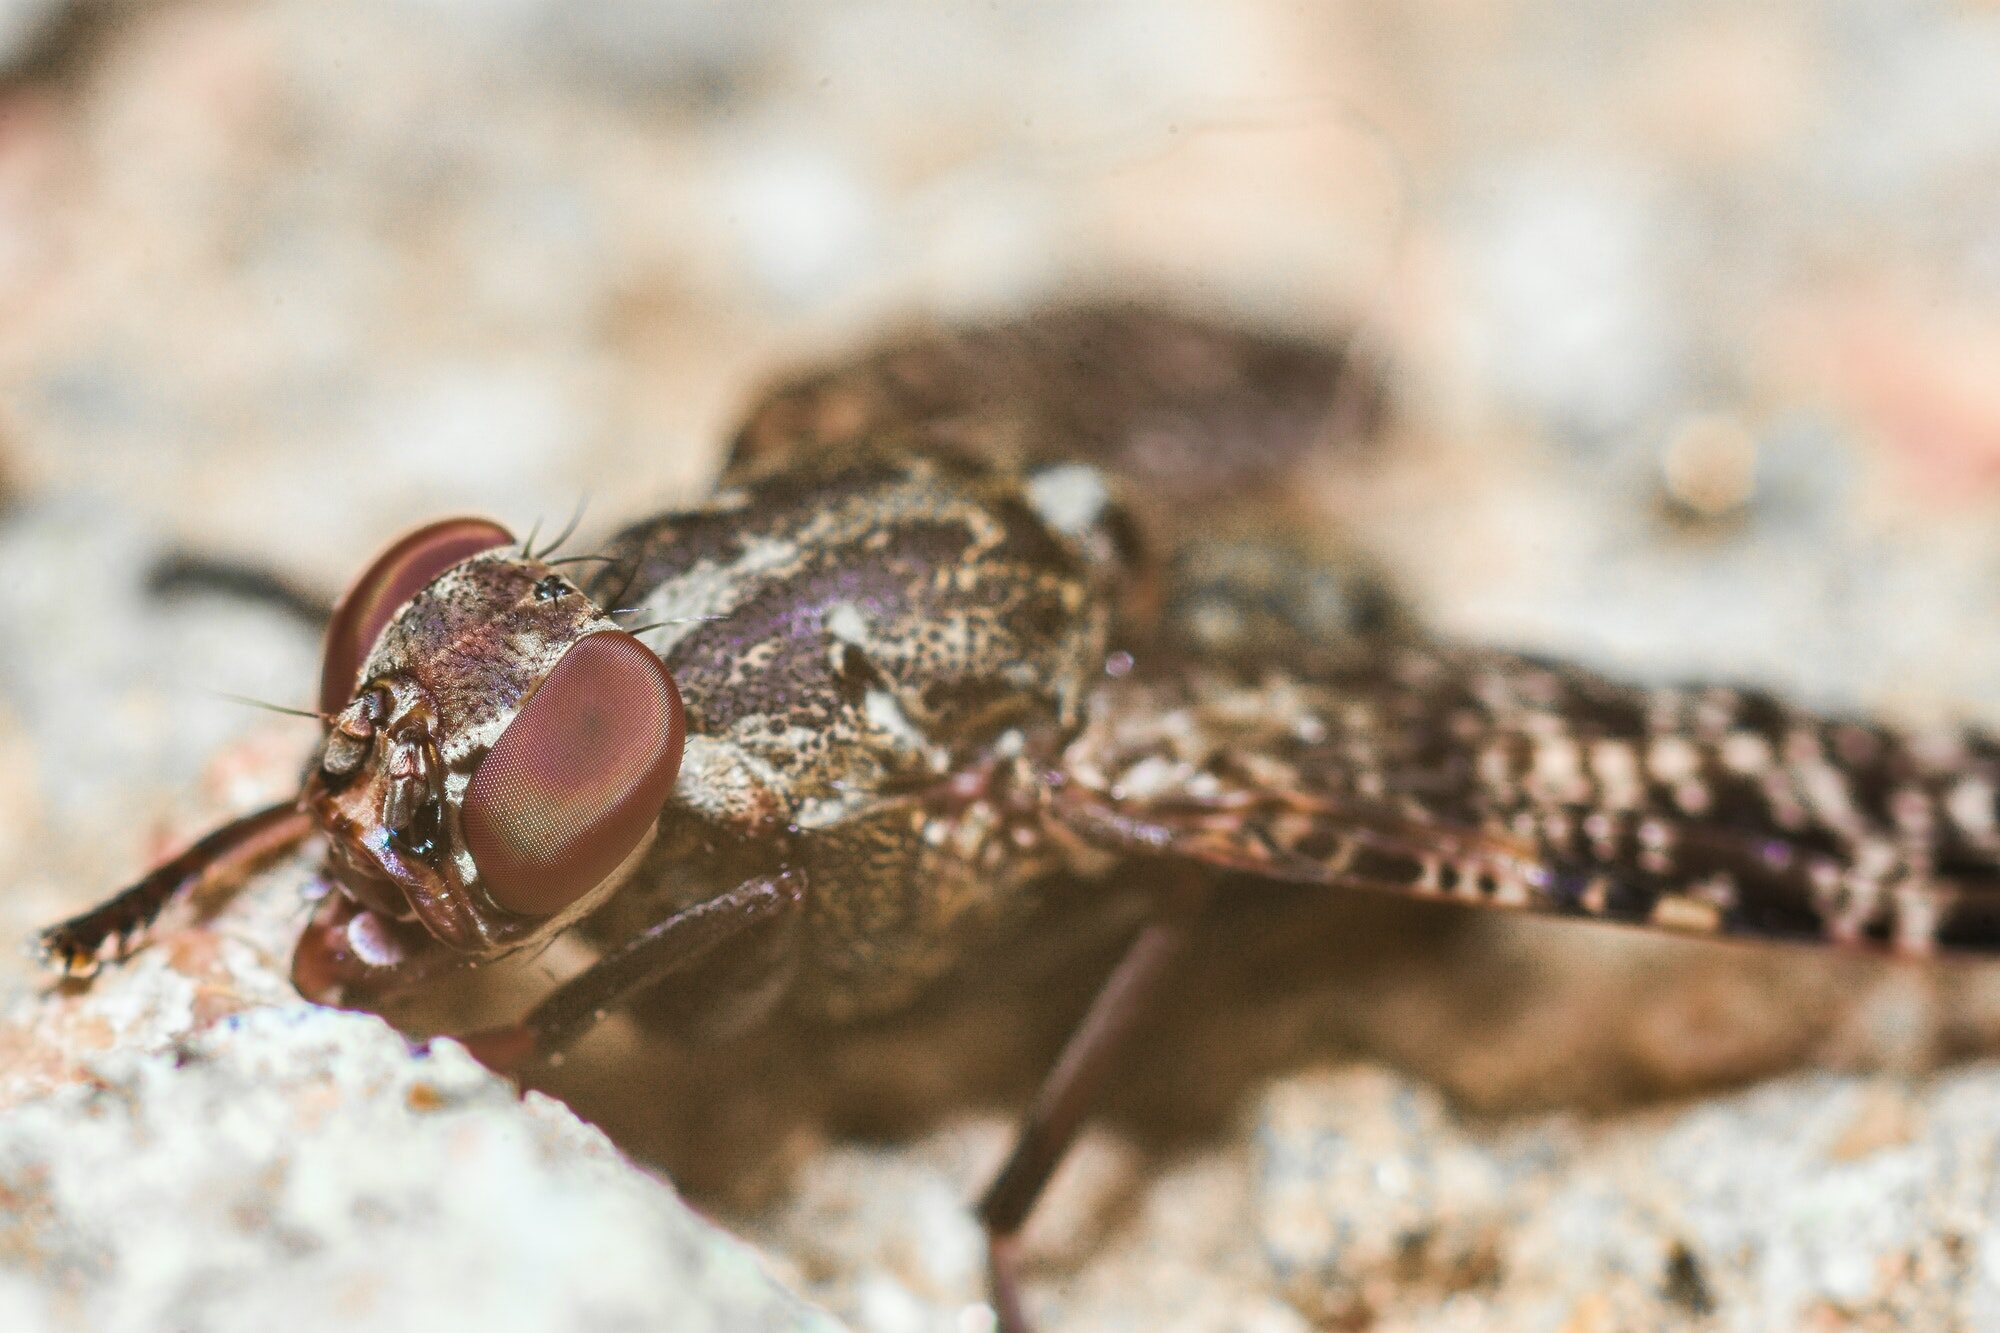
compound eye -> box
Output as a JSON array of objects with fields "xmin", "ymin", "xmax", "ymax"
[
  {"xmin": 461, "ymin": 632, "xmax": 685, "ymax": 917},
  {"xmin": 320, "ymin": 518, "xmax": 513, "ymax": 713}
]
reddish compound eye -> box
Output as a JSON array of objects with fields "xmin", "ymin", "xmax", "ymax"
[
  {"xmin": 320, "ymin": 517, "xmax": 514, "ymax": 713},
  {"xmin": 461, "ymin": 632, "xmax": 686, "ymax": 917}
]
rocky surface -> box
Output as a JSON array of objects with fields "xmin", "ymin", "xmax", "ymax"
[
  {"xmin": 0, "ymin": 849, "xmax": 839, "ymax": 1333},
  {"xmin": 1246, "ymin": 1066, "xmax": 2000, "ymax": 1331},
  {"xmin": 744, "ymin": 1061, "xmax": 2000, "ymax": 1332},
  {"xmin": 0, "ymin": 1010, "xmax": 839, "ymax": 1333},
  {"xmin": 5, "ymin": 1, "xmax": 2000, "ymax": 1331}
]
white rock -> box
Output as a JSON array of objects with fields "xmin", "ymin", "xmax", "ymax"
[{"xmin": 0, "ymin": 857, "xmax": 840, "ymax": 1333}]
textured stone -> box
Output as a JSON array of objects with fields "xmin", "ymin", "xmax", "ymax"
[
  {"xmin": 0, "ymin": 857, "xmax": 839, "ymax": 1333},
  {"xmin": 1248, "ymin": 1063, "xmax": 2000, "ymax": 1331}
]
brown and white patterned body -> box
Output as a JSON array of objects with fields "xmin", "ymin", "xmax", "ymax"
[{"xmin": 581, "ymin": 440, "xmax": 1125, "ymax": 1021}]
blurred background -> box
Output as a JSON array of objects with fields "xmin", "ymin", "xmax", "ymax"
[{"xmin": 3, "ymin": 0, "xmax": 2000, "ymax": 1321}]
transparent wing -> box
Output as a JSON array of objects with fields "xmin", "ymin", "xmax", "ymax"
[{"xmin": 1055, "ymin": 646, "xmax": 2000, "ymax": 955}]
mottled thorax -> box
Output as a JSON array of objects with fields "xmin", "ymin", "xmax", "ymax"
[{"xmin": 592, "ymin": 440, "xmax": 1120, "ymax": 838}]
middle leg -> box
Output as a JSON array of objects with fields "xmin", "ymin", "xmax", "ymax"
[{"xmin": 977, "ymin": 873, "xmax": 1211, "ymax": 1333}]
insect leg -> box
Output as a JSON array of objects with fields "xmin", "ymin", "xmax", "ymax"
[
  {"xmin": 37, "ymin": 801, "xmax": 314, "ymax": 977},
  {"xmin": 977, "ymin": 876, "xmax": 1208, "ymax": 1333},
  {"xmin": 145, "ymin": 550, "xmax": 334, "ymax": 627},
  {"xmin": 459, "ymin": 868, "xmax": 807, "ymax": 1073}
]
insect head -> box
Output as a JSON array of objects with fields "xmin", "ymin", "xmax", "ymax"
[{"xmin": 303, "ymin": 518, "xmax": 686, "ymax": 978}]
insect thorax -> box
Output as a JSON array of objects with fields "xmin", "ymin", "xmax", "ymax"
[{"xmin": 582, "ymin": 440, "xmax": 1125, "ymax": 1018}]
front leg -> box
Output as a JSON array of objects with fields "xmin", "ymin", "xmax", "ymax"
[
  {"xmin": 460, "ymin": 869, "xmax": 807, "ymax": 1074},
  {"xmin": 39, "ymin": 801, "xmax": 315, "ymax": 978}
]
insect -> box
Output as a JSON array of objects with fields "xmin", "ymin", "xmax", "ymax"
[{"xmin": 37, "ymin": 302, "xmax": 2000, "ymax": 1332}]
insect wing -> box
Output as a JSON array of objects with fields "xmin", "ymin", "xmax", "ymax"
[{"xmin": 1056, "ymin": 648, "xmax": 2000, "ymax": 956}]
